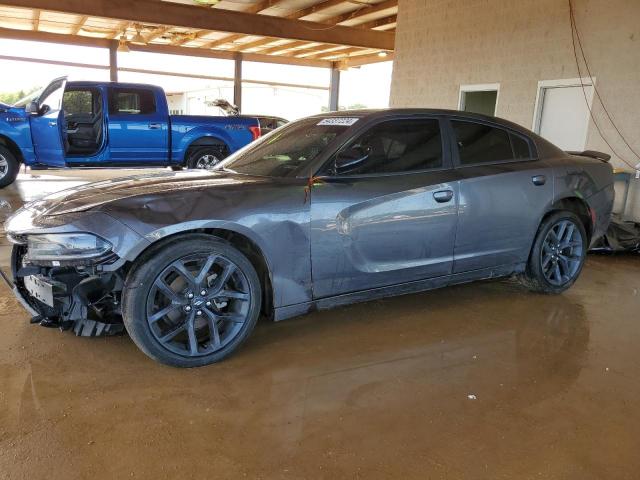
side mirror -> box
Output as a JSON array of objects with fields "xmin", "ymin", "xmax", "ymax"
[
  {"xmin": 26, "ymin": 101, "xmax": 39, "ymax": 114},
  {"xmin": 334, "ymin": 145, "xmax": 370, "ymax": 174},
  {"xmin": 38, "ymin": 104, "xmax": 51, "ymax": 115}
]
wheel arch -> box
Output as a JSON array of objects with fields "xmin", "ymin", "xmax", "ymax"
[
  {"xmin": 542, "ymin": 196, "xmax": 593, "ymax": 243},
  {"xmin": 0, "ymin": 134, "xmax": 25, "ymax": 164},
  {"xmin": 183, "ymin": 135, "xmax": 230, "ymax": 163},
  {"xmin": 128, "ymin": 227, "xmax": 275, "ymax": 319},
  {"xmin": 524, "ymin": 196, "xmax": 593, "ymax": 267}
]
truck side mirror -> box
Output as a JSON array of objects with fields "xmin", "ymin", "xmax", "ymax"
[{"xmin": 26, "ymin": 101, "xmax": 39, "ymax": 114}]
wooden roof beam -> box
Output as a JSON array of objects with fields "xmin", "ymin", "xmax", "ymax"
[
  {"xmin": 357, "ymin": 14, "xmax": 397, "ymax": 30},
  {"xmin": 296, "ymin": 45, "xmax": 350, "ymax": 58},
  {"xmin": 201, "ymin": 33, "xmax": 245, "ymax": 49},
  {"xmin": 311, "ymin": 46, "xmax": 367, "ymax": 60},
  {"xmin": 107, "ymin": 21, "xmax": 129, "ymax": 40},
  {"xmin": 324, "ymin": 0, "xmax": 398, "ymax": 25},
  {"xmin": 224, "ymin": 0, "xmax": 356, "ymax": 52},
  {"xmin": 32, "ymin": 9, "xmax": 39, "ymax": 30},
  {"xmin": 285, "ymin": 0, "xmax": 354, "ymax": 20},
  {"xmin": 260, "ymin": 40, "xmax": 311, "ymax": 55},
  {"xmin": 0, "ymin": 26, "xmax": 332, "ymax": 67},
  {"xmin": 0, "ymin": 0, "xmax": 394, "ymax": 49},
  {"xmin": 227, "ymin": 36, "xmax": 281, "ymax": 52},
  {"xmin": 198, "ymin": 0, "xmax": 287, "ymax": 49},
  {"xmin": 144, "ymin": 25, "xmax": 171, "ymax": 43},
  {"xmin": 70, "ymin": 15, "xmax": 88, "ymax": 35}
]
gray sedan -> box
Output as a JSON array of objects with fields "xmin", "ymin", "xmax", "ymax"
[{"xmin": 4, "ymin": 109, "xmax": 614, "ymax": 367}]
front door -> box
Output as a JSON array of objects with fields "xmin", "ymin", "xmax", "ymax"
[
  {"xmin": 107, "ymin": 87, "xmax": 168, "ymax": 163},
  {"xmin": 448, "ymin": 118, "xmax": 554, "ymax": 272},
  {"xmin": 310, "ymin": 117, "xmax": 459, "ymax": 299},
  {"xmin": 29, "ymin": 77, "xmax": 67, "ymax": 167}
]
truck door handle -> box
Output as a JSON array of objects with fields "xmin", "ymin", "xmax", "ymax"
[
  {"xmin": 48, "ymin": 121, "xmax": 57, "ymax": 127},
  {"xmin": 433, "ymin": 190, "xmax": 454, "ymax": 203},
  {"xmin": 532, "ymin": 175, "xmax": 546, "ymax": 186},
  {"xmin": 148, "ymin": 123, "xmax": 162, "ymax": 129}
]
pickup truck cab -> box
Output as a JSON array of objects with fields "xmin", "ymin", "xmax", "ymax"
[{"xmin": 0, "ymin": 77, "xmax": 261, "ymax": 187}]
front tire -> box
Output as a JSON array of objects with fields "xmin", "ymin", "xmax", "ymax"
[
  {"xmin": 520, "ymin": 211, "xmax": 587, "ymax": 294},
  {"xmin": 0, "ymin": 145, "xmax": 20, "ymax": 188},
  {"xmin": 122, "ymin": 235, "xmax": 262, "ymax": 367}
]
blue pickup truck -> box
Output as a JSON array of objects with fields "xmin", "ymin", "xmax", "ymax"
[{"xmin": 0, "ymin": 77, "xmax": 262, "ymax": 187}]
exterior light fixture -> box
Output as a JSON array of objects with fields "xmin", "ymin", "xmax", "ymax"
[
  {"xmin": 117, "ymin": 36, "xmax": 130, "ymax": 53},
  {"xmin": 377, "ymin": 51, "xmax": 388, "ymax": 58},
  {"xmin": 131, "ymin": 25, "xmax": 146, "ymax": 44}
]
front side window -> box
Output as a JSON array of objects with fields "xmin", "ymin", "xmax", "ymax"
[
  {"xmin": 38, "ymin": 79, "xmax": 66, "ymax": 112},
  {"xmin": 452, "ymin": 120, "xmax": 532, "ymax": 165},
  {"xmin": 109, "ymin": 88, "xmax": 156, "ymax": 115},
  {"xmin": 333, "ymin": 118, "xmax": 443, "ymax": 175}
]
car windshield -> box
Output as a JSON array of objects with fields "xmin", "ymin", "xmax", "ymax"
[{"xmin": 218, "ymin": 117, "xmax": 356, "ymax": 177}]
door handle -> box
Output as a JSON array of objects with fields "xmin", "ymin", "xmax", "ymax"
[
  {"xmin": 48, "ymin": 121, "xmax": 57, "ymax": 127},
  {"xmin": 148, "ymin": 123, "xmax": 162, "ymax": 129},
  {"xmin": 532, "ymin": 175, "xmax": 546, "ymax": 186},
  {"xmin": 433, "ymin": 190, "xmax": 454, "ymax": 203}
]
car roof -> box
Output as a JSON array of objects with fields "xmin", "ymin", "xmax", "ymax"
[{"xmin": 313, "ymin": 108, "xmax": 536, "ymax": 137}]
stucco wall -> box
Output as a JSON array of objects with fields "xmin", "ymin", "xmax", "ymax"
[{"xmin": 390, "ymin": 0, "xmax": 640, "ymax": 219}]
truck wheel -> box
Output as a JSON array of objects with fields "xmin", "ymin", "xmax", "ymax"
[
  {"xmin": 519, "ymin": 211, "xmax": 587, "ymax": 294},
  {"xmin": 0, "ymin": 145, "xmax": 19, "ymax": 188},
  {"xmin": 186, "ymin": 145, "xmax": 229, "ymax": 169},
  {"xmin": 122, "ymin": 234, "xmax": 262, "ymax": 367}
]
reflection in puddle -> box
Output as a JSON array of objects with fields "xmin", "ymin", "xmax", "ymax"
[{"xmin": 1, "ymin": 290, "xmax": 588, "ymax": 452}]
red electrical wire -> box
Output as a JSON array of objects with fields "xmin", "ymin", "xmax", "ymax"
[{"xmin": 568, "ymin": 0, "xmax": 639, "ymax": 171}]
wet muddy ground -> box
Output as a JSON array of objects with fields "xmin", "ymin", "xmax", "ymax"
[{"xmin": 1, "ymin": 170, "xmax": 639, "ymax": 479}]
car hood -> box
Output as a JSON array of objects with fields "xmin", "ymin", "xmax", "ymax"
[{"xmin": 24, "ymin": 170, "xmax": 276, "ymax": 217}]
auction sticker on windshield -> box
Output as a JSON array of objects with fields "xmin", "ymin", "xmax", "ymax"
[{"xmin": 317, "ymin": 118, "xmax": 359, "ymax": 126}]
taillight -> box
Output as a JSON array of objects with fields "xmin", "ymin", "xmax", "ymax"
[{"xmin": 249, "ymin": 125, "xmax": 261, "ymax": 140}]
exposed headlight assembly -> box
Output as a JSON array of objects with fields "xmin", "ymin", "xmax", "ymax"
[{"xmin": 25, "ymin": 233, "xmax": 113, "ymax": 264}]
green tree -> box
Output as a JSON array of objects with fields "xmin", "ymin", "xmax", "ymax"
[{"xmin": 0, "ymin": 87, "xmax": 40, "ymax": 105}]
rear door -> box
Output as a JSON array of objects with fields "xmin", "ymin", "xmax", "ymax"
[
  {"xmin": 107, "ymin": 87, "xmax": 168, "ymax": 163},
  {"xmin": 448, "ymin": 118, "xmax": 554, "ymax": 272},
  {"xmin": 310, "ymin": 116, "xmax": 460, "ymax": 298},
  {"xmin": 29, "ymin": 77, "xmax": 67, "ymax": 167}
]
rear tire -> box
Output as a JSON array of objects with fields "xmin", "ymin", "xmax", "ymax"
[
  {"xmin": 186, "ymin": 145, "xmax": 229, "ymax": 170},
  {"xmin": 520, "ymin": 211, "xmax": 587, "ymax": 294},
  {"xmin": 0, "ymin": 145, "xmax": 20, "ymax": 188},
  {"xmin": 122, "ymin": 235, "xmax": 262, "ymax": 367}
]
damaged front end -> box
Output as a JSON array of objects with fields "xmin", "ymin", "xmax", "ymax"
[{"xmin": 7, "ymin": 243, "xmax": 126, "ymax": 336}]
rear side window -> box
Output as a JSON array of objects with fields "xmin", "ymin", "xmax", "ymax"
[
  {"xmin": 337, "ymin": 118, "xmax": 443, "ymax": 175},
  {"xmin": 452, "ymin": 120, "xmax": 532, "ymax": 165},
  {"xmin": 510, "ymin": 133, "xmax": 531, "ymax": 159},
  {"xmin": 109, "ymin": 88, "xmax": 156, "ymax": 115}
]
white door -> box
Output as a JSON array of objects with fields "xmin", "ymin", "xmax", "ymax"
[{"xmin": 536, "ymin": 84, "xmax": 593, "ymax": 151}]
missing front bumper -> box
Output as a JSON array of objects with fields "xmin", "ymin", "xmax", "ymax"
[{"xmin": 1, "ymin": 263, "xmax": 125, "ymax": 337}]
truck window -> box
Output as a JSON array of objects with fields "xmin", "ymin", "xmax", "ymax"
[
  {"xmin": 109, "ymin": 88, "xmax": 156, "ymax": 115},
  {"xmin": 63, "ymin": 90, "xmax": 94, "ymax": 115}
]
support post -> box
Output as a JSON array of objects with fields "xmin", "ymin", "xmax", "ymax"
[
  {"xmin": 329, "ymin": 66, "xmax": 340, "ymax": 111},
  {"xmin": 109, "ymin": 40, "xmax": 118, "ymax": 82},
  {"xmin": 233, "ymin": 53, "xmax": 242, "ymax": 111}
]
